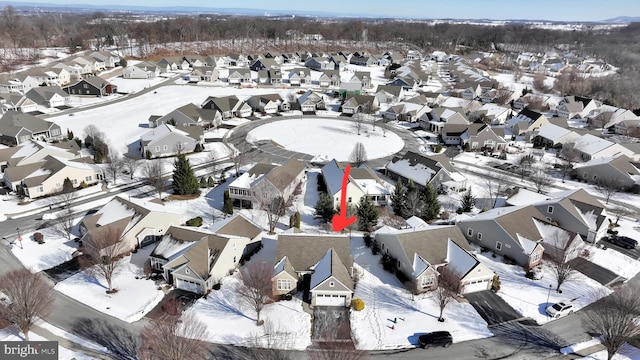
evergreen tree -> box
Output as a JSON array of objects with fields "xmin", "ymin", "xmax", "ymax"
[
  {"xmin": 357, "ymin": 197, "xmax": 379, "ymax": 232},
  {"xmin": 390, "ymin": 179, "xmax": 407, "ymax": 217},
  {"xmin": 172, "ymin": 154, "xmax": 199, "ymax": 195},
  {"xmin": 199, "ymin": 177, "xmax": 207, "ymax": 188},
  {"xmin": 460, "ymin": 188, "xmax": 476, "ymax": 213},
  {"xmin": 294, "ymin": 211, "xmax": 301, "ymax": 229},
  {"xmin": 62, "ymin": 177, "xmax": 74, "ymax": 193},
  {"xmin": 207, "ymin": 176, "xmax": 215, "ymax": 187},
  {"xmin": 420, "ymin": 183, "xmax": 441, "ymax": 221},
  {"xmin": 223, "ymin": 190, "xmax": 233, "ymax": 215},
  {"xmin": 93, "ymin": 150, "xmax": 103, "ymax": 164},
  {"xmin": 314, "ymin": 193, "xmax": 335, "ymax": 223}
]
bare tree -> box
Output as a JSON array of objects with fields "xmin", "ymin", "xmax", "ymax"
[
  {"xmin": 481, "ymin": 171, "xmax": 509, "ymax": 209},
  {"xmin": 0, "ymin": 269, "xmax": 54, "ymax": 341},
  {"xmin": 80, "ymin": 227, "xmax": 127, "ymax": 293},
  {"xmin": 143, "ymin": 160, "xmax": 165, "ymax": 200},
  {"xmin": 530, "ymin": 165, "xmax": 553, "ymax": 194},
  {"xmin": 608, "ymin": 206, "xmax": 632, "ymax": 226},
  {"xmin": 247, "ymin": 320, "xmax": 294, "ymax": 360},
  {"xmin": 517, "ymin": 154, "xmax": 535, "ymax": 181},
  {"xmin": 584, "ymin": 286, "xmax": 640, "ymax": 360},
  {"xmin": 122, "ymin": 155, "xmax": 140, "ymax": 180},
  {"xmin": 138, "ymin": 308, "xmax": 210, "ymax": 360},
  {"xmin": 405, "ymin": 188, "xmax": 423, "ymax": 217},
  {"xmin": 596, "ymin": 179, "xmax": 621, "ymax": 204},
  {"xmin": 53, "ymin": 190, "xmax": 77, "ymax": 240},
  {"xmin": 349, "ymin": 142, "xmax": 367, "ymax": 167},
  {"xmin": 532, "ymin": 71, "xmax": 548, "ymax": 92},
  {"xmin": 253, "ymin": 178, "xmax": 295, "ymax": 234},
  {"xmin": 236, "ymin": 262, "xmax": 275, "ymax": 326},
  {"xmin": 354, "ymin": 112, "xmax": 363, "ymax": 135},
  {"xmin": 229, "ymin": 141, "xmax": 250, "ymax": 177},
  {"xmin": 431, "ymin": 269, "xmax": 459, "ymax": 322},
  {"xmin": 544, "ymin": 228, "xmax": 579, "ymax": 293},
  {"xmin": 208, "ymin": 148, "xmax": 219, "ymax": 177},
  {"xmin": 105, "ymin": 150, "xmax": 123, "ymax": 185}
]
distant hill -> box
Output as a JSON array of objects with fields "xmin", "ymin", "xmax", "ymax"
[{"xmin": 603, "ymin": 16, "xmax": 640, "ymax": 23}]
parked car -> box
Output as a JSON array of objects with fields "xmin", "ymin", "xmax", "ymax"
[
  {"xmin": 608, "ymin": 235, "xmax": 638, "ymax": 249},
  {"xmin": 418, "ymin": 331, "xmax": 453, "ymax": 348},
  {"xmin": 546, "ymin": 301, "xmax": 574, "ymax": 318}
]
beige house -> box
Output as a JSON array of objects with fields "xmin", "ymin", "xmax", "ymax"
[
  {"xmin": 321, "ymin": 159, "xmax": 389, "ymax": 207},
  {"xmin": 375, "ymin": 226, "xmax": 494, "ymax": 294},
  {"xmin": 273, "ymin": 233, "xmax": 353, "ymax": 307},
  {"xmin": 80, "ymin": 196, "xmax": 184, "ymax": 253}
]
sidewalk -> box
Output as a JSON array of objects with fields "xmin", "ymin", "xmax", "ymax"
[{"xmin": 31, "ymin": 324, "xmax": 113, "ymax": 360}]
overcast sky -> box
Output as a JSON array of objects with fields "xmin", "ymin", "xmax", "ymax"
[{"xmin": 8, "ymin": 0, "xmax": 640, "ymax": 21}]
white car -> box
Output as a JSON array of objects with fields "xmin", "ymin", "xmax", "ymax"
[{"xmin": 546, "ymin": 301, "xmax": 574, "ymax": 318}]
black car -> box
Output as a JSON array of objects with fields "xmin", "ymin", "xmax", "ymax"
[
  {"xmin": 418, "ymin": 331, "xmax": 453, "ymax": 348},
  {"xmin": 608, "ymin": 235, "xmax": 638, "ymax": 249}
]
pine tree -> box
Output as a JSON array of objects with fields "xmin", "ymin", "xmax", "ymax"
[
  {"xmin": 223, "ymin": 190, "xmax": 233, "ymax": 215},
  {"xmin": 172, "ymin": 154, "xmax": 199, "ymax": 195},
  {"xmin": 62, "ymin": 177, "xmax": 74, "ymax": 193},
  {"xmin": 357, "ymin": 197, "xmax": 379, "ymax": 232},
  {"xmin": 460, "ymin": 188, "xmax": 476, "ymax": 213},
  {"xmin": 207, "ymin": 176, "xmax": 215, "ymax": 187},
  {"xmin": 420, "ymin": 183, "xmax": 441, "ymax": 221},
  {"xmin": 314, "ymin": 193, "xmax": 335, "ymax": 223},
  {"xmin": 199, "ymin": 177, "xmax": 207, "ymax": 188},
  {"xmin": 390, "ymin": 179, "xmax": 407, "ymax": 217}
]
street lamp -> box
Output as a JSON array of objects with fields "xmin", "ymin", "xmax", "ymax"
[
  {"xmin": 16, "ymin": 227, "xmax": 22, "ymax": 249},
  {"xmin": 546, "ymin": 283, "xmax": 553, "ymax": 318}
]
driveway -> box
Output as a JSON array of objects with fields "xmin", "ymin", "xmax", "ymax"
[
  {"xmin": 312, "ymin": 306, "xmax": 351, "ymax": 341},
  {"xmin": 569, "ymin": 257, "xmax": 621, "ymax": 286},
  {"xmin": 465, "ymin": 291, "xmax": 523, "ymax": 326}
]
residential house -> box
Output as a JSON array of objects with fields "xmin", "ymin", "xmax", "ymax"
[
  {"xmin": 0, "ymin": 74, "xmax": 25, "ymax": 93},
  {"xmin": 249, "ymin": 58, "xmax": 279, "ymax": 72},
  {"xmin": 182, "ymin": 55, "xmax": 207, "ymax": 68},
  {"xmin": 247, "ymin": 94, "xmax": 289, "ymax": 114},
  {"xmin": 51, "ymin": 62, "xmax": 83, "ymax": 82},
  {"xmin": 350, "ymin": 56, "xmax": 375, "ymax": 67},
  {"xmin": 533, "ymin": 123, "xmax": 581, "ymax": 148},
  {"xmin": 149, "ymin": 225, "xmax": 255, "ymax": 294},
  {"xmin": 185, "ymin": 67, "xmax": 219, "ymax": 83},
  {"xmin": 287, "ymin": 68, "xmax": 312, "ymax": 86},
  {"xmin": 318, "ymin": 70, "xmax": 340, "ymax": 87},
  {"xmin": 385, "ymin": 151, "xmax": 466, "ymax": 192},
  {"xmin": 80, "ymin": 196, "xmax": 184, "ymax": 255},
  {"xmin": 420, "ymin": 107, "xmax": 468, "ymax": 134},
  {"xmin": 341, "ymin": 95, "xmax": 377, "ymax": 115},
  {"xmin": 571, "ymin": 134, "xmax": 635, "ymax": 162},
  {"xmin": 375, "ymin": 226, "xmax": 494, "ymax": 294},
  {"xmin": 123, "ymin": 62, "xmax": 160, "ymax": 79},
  {"xmin": 0, "ymin": 139, "xmax": 79, "ymax": 185},
  {"xmin": 613, "ymin": 118, "xmax": 640, "ymax": 136},
  {"xmin": 90, "ymin": 51, "xmax": 120, "ymax": 68},
  {"xmin": 72, "ymin": 56, "xmax": 105, "ymax": 73},
  {"xmin": 375, "ymin": 85, "xmax": 404, "ymax": 104},
  {"xmin": 574, "ymin": 155, "xmax": 640, "ymax": 192},
  {"xmin": 297, "ymin": 90, "xmax": 326, "ymax": 112},
  {"xmin": 472, "ymin": 103, "xmax": 512, "ymax": 125},
  {"xmin": 149, "ymin": 103, "xmax": 221, "ymax": 128},
  {"xmin": 305, "ymin": 57, "xmax": 335, "ymax": 71},
  {"xmin": 321, "ymin": 160, "xmax": 389, "ymax": 208},
  {"xmin": 456, "ymin": 205, "xmax": 555, "ymax": 269},
  {"xmin": 338, "ymin": 75, "xmax": 363, "ymax": 98},
  {"xmin": 507, "ymin": 108, "xmax": 550, "ymax": 136},
  {"xmin": 63, "ymin": 77, "xmax": 117, "ymax": 97},
  {"xmin": 382, "ymin": 103, "xmax": 430, "ymax": 122},
  {"xmin": 228, "ymin": 159, "xmax": 306, "ymax": 209},
  {"xmin": 227, "ymin": 68, "xmax": 252, "ymax": 85},
  {"xmin": 460, "ymin": 122, "xmax": 508, "ymax": 152},
  {"xmin": 556, "ymin": 96, "xmax": 599, "ymax": 119},
  {"xmin": 156, "ymin": 57, "xmax": 184, "ymax": 72},
  {"xmin": 0, "ymin": 93, "xmax": 22, "ymax": 113},
  {"xmin": 201, "ymin": 95, "xmax": 252, "ymax": 119},
  {"xmin": 23, "ymin": 86, "xmax": 69, "ymax": 108},
  {"xmin": 512, "ymin": 93, "xmax": 551, "ymax": 111},
  {"xmin": 273, "ymin": 233, "xmax": 353, "ymax": 307},
  {"xmin": 353, "ymin": 71, "xmax": 372, "ymax": 89},
  {"xmin": 140, "ymin": 124, "xmax": 203, "ymax": 158},
  {"xmin": 0, "ymin": 111, "xmax": 63, "ymax": 146}
]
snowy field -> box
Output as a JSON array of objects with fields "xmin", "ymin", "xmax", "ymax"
[
  {"xmin": 350, "ymin": 236, "xmax": 492, "ymax": 350},
  {"xmin": 10, "ymin": 224, "xmax": 81, "ymax": 272},
  {"xmin": 54, "ymin": 248, "xmax": 164, "ymax": 323},
  {"xmin": 246, "ymin": 118, "xmax": 405, "ymax": 162},
  {"xmin": 0, "ymin": 326, "xmax": 97, "ymax": 360},
  {"xmin": 477, "ymin": 253, "xmax": 612, "ymax": 325},
  {"xmin": 107, "ymin": 76, "xmax": 167, "ymax": 94}
]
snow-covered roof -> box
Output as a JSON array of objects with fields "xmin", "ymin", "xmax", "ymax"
[
  {"xmin": 386, "ymin": 158, "xmax": 436, "ymax": 187},
  {"xmin": 406, "ymin": 216, "xmax": 428, "ymax": 229},
  {"xmin": 95, "ymin": 198, "xmax": 136, "ymax": 226},
  {"xmin": 515, "ymin": 234, "xmax": 539, "ymax": 255},
  {"xmin": 506, "ymin": 188, "xmax": 550, "ymax": 206},
  {"xmin": 321, "ymin": 160, "xmax": 344, "ymax": 196},
  {"xmin": 536, "ymin": 123, "xmax": 574, "ymax": 141},
  {"xmin": 354, "ymin": 179, "xmax": 389, "ymax": 196},
  {"xmin": 573, "ymin": 134, "xmax": 613, "ymax": 155},
  {"xmin": 309, "ymin": 249, "xmax": 332, "ymax": 289},
  {"xmin": 151, "ymin": 235, "xmax": 194, "ymax": 260},
  {"xmin": 445, "ymin": 239, "xmax": 478, "ymax": 277},
  {"xmin": 412, "ymin": 253, "xmax": 430, "ymax": 278},
  {"xmin": 140, "ymin": 123, "xmax": 190, "ymax": 142}
]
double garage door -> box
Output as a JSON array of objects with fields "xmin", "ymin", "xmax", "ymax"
[
  {"xmin": 176, "ymin": 279, "xmax": 202, "ymax": 294},
  {"xmin": 462, "ymin": 279, "xmax": 491, "ymax": 294},
  {"xmin": 315, "ymin": 294, "xmax": 348, "ymax": 307}
]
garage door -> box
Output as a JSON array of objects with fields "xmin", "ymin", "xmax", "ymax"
[
  {"xmin": 463, "ymin": 279, "xmax": 490, "ymax": 294},
  {"xmin": 315, "ymin": 294, "xmax": 347, "ymax": 307},
  {"xmin": 176, "ymin": 279, "xmax": 202, "ymax": 294}
]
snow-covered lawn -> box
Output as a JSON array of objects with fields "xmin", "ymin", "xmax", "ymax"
[
  {"xmin": 246, "ymin": 118, "xmax": 405, "ymax": 162},
  {"xmin": 477, "ymin": 253, "xmax": 612, "ymax": 325},
  {"xmin": 10, "ymin": 225, "xmax": 80, "ymax": 272},
  {"xmin": 350, "ymin": 237, "xmax": 492, "ymax": 350},
  {"xmin": 186, "ymin": 273, "xmax": 311, "ymax": 350},
  {"xmin": 579, "ymin": 345, "xmax": 640, "ymax": 360},
  {"xmin": 584, "ymin": 245, "xmax": 640, "ymax": 279},
  {"xmin": 54, "ymin": 248, "xmax": 164, "ymax": 323},
  {"xmin": 107, "ymin": 76, "xmax": 167, "ymax": 94}
]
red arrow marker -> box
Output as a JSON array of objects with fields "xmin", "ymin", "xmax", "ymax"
[{"xmin": 332, "ymin": 164, "xmax": 357, "ymax": 232}]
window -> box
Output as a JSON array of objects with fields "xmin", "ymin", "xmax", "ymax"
[
  {"xmin": 154, "ymin": 146, "xmax": 160, "ymax": 152},
  {"xmin": 477, "ymin": 233, "xmax": 482, "ymax": 241},
  {"xmin": 467, "ymin": 228, "xmax": 473, "ymax": 237},
  {"xmin": 329, "ymin": 281, "xmax": 335, "ymax": 287},
  {"xmin": 421, "ymin": 275, "xmax": 435, "ymax": 288},
  {"xmin": 496, "ymin": 242, "xmax": 503, "ymax": 251},
  {"xmin": 85, "ymin": 176, "xmax": 92, "ymax": 181},
  {"xmin": 531, "ymin": 250, "xmax": 541, "ymax": 263},
  {"xmin": 348, "ymin": 197, "xmax": 352, "ymax": 203},
  {"xmin": 185, "ymin": 268, "xmax": 190, "ymax": 274},
  {"xmin": 233, "ymin": 256, "xmax": 236, "ymax": 263},
  {"xmin": 163, "ymin": 145, "xmax": 168, "ymax": 150},
  {"xmin": 277, "ymin": 279, "xmax": 291, "ymax": 290},
  {"xmin": 547, "ymin": 205, "xmax": 554, "ymax": 214},
  {"xmin": 593, "ymin": 174, "xmax": 598, "ymax": 180},
  {"xmin": 38, "ymin": 186, "xmax": 43, "ymax": 193},
  {"xmin": 397, "ymin": 260, "xmax": 401, "ymax": 269},
  {"xmin": 72, "ymin": 179, "xmax": 78, "ymax": 185}
]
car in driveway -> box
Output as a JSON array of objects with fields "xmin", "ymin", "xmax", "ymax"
[
  {"xmin": 418, "ymin": 331, "xmax": 453, "ymax": 348},
  {"xmin": 546, "ymin": 301, "xmax": 574, "ymax": 318},
  {"xmin": 607, "ymin": 235, "xmax": 638, "ymax": 249}
]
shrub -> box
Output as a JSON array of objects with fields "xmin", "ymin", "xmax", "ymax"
[
  {"xmin": 381, "ymin": 254, "xmax": 396, "ymax": 273},
  {"xmin": 503, "ymin": 256, "xmax": 516, "ymax": 265},
  {"xmin": 79, "ymin": 180, "xmax": 88, "ymax": 189},
  {"xmin": 207, "ymin": 176, "xmax": 215, "ymax": 187},
  {"xmin": 491, "ymin": 274, "xmax": 501, "ymax": 292},
  {"xmin": 607, "ymin": 228, "xmax": 619, "ymax": 235},
  {"xmin": 199, "ymin": 177, "xmax": 207, "ymax": 188},
  {"xmin": 279, "ymin": 293, "xmax": 293, "ymax": 301},
  {"xmin": 194, "ymin": 143, "xmax": 203, "ymax": 152},
  {"xmin": 435, "ymin": 145, "xmax": 442, "ymax": 153},
  {"xmin": 371, "ymin": 242, "xmax": 380, "ymax": 255},
  {"xmin": 212, "ymin": 283, "xmax": 221, "ymax": 290},
  {"xmin": 363, "ymin": 233, "xmax": 372, "ymax": 247},
  {"xmin": 440, "ymin": 211, "xmax": 450, "ymax": 220},
  {"xmin": 351, "ymin": 298, "xmax": 365, "ymax": 311},
  {"xmin": 185, "ymin": 216, "xmax": 203, "ymax": 227},
  {"xmin": 395, "ymin": 270, "xmax": 409, "ymax": 284},
  {"xmin": 456, "ymin": 207, "xmax": 463, "ymax": 214},
  {"xmin": 145, "ymin": 150, "xmax": 152, "ymax": 160},
  {"xmin": 33, "ymin": 232, "xmax": 44, "ymax": 244}
]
